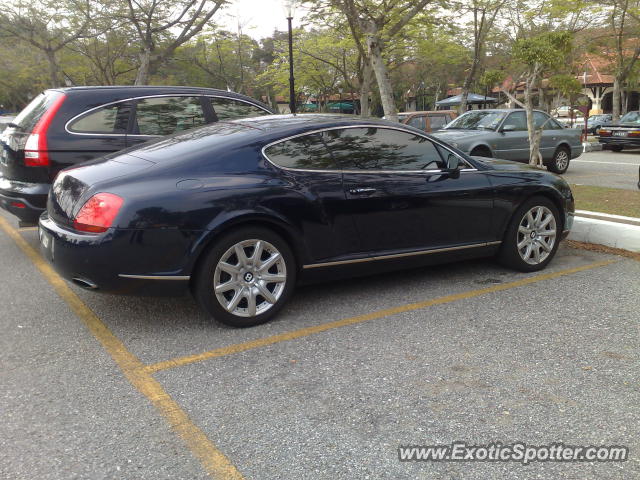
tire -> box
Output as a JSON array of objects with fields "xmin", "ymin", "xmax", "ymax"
[
  {"xmin": 547, "ymin": 146, "xmax": 570, "ymax": 174},
  {"xmin": 193, "ymin": 227, "xmax": 296, "ymax": 327},
  {"xmin": 610, "ymin": 145, "xmax": 624, "ymax": 152},
  {"xmin": 594, "ymin": 126, "xmax": 601, "ymax": 136},
  {"xmin": 470, "ymin": 147, "xmax": 492, "ymax": 158},
  {"xmin": 498, "ymin": 196, "xmax": 561, "ymax": 272}
]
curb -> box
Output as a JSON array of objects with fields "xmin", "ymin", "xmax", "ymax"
[
  {"xmin": 570, "ymin": 211, "xmax": 640, "ymax": 252},
  {"xmin": 582, "ymin": 142, "xmax": 603, "ymax": 152}
]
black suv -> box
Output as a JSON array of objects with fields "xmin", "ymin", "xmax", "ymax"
[{"xmin": 0, "ymin": 86, "xmax": 274, "ymax": 224}]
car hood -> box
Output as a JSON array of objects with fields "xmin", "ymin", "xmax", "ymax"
[{"xmin": 431, "ymin": 129, "xmax": 490, "ymax": 142}]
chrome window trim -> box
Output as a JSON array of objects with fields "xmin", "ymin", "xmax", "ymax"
[
  {"xmin": 64, "ymin": 94, "xmax": 271, "ymax": 137},
  {"xmin": 261, "ymin": 124, "xmax": 477, "ymax": 174},
  {"xmin": 302, "ymin": 241, "xmax": 502, "ymax": 269}
]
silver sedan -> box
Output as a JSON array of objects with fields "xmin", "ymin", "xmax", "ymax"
[{"xmin": 431, "ymin": 109, "xmax": 582, "ymax": 174}]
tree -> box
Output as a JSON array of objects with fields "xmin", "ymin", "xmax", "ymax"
[
  {"xmin": 315, "ymin": 0, "xmax": 434, "ymax": 121},
  {"xmin": 548, "ymin": 73, "xmax": 582, "ymax": 124},
  {"xmin": 511, "ymin": 31, "xmax": 573, "ymax": 166},
  {"xmin": 606, "ymin": 0, "xmax": 640, "ymax": 120},
  {"xmin": 457, "ymin": 0, "xmax": 507, "ymax": 113},
  {"xmin": 118, "ymin": 0, "xmax": 228, "ymax": 85},
  {"xmin": 0, "ymin": 0, "xmax": 96, "ymax": 87}
]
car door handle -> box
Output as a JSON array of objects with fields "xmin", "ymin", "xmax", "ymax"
[{"xmin": 348, "ymin": 187, "xmax": 377, "ymax": 195}]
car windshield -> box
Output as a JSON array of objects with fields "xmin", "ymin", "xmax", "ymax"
[
  {"xmin": 444, "ymin": 111, "xmax": 506, "ymax": 130},
  {"xmin": 620, "ymin": 111, "xmax": 640, "ymax": 124}
]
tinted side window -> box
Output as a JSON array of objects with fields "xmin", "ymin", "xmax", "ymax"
[
  {"xmin": 135, "ymin": 97, "xmax": 206, "ymax": 136},
  {"xmin": 264, "ymin": 133, "xmax": 337, "ymax": 170},
  {"xmin": 325, "ymin": 127, "xmax": 445, "ymax": 171},
  {"xmin": 210, "ymin": 98, "xmax": 270, "ymax": 121},
  {"xmin": 69, "ymin": 102, "xmax": 132, "ymax": 134},
  {"xmin": 407, "ymin": 115, "xmax": 426, "ymax": 130},
  {"xmin": 504, "ymin": 111, "xmax": 527, "ymax": 131},
  {"xmin": 533, "ymin": 111, "xmax": 556, "ymax": 130}
]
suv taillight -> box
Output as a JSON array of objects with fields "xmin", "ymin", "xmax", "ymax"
[
  {"xmin": 24, "ymin": 94, "xmax": 66, "ymax": 167},
  {"xmin": 73, "ymin": 193, "xmax": 124, "ymax": 233}
]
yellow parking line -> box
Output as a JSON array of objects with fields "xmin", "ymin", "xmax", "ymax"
[
  {"xmin": 145, "ymin": 258, "xmax": 617, "ymax": 374},
  {"xmin": 18, "ymin": 226, "xmax": 38, "ymax": 232},
  {"xmin": 0, "ymin": 215, "xmax": 244, "ymax": 480}
]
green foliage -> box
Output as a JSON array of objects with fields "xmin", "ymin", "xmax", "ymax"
[
  {"xmin": 513, "ymin": 31, "xmax": 573, "ymax": 71},
  {"xmin": 548, "ymin": 73, "xmax": 582, "ymax": 98}
]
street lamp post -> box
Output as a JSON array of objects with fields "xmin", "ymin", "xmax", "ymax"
[{"xmin": 285, "ymin": 1, "xmax": 296, "ymax": 115}]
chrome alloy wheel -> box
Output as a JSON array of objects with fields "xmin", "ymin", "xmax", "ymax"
[
  {"xmin": 517, "ymin": 206, "xmax": 557, "ymax": 265},
  {"xmin": 214, "ymin": 239, "xmax": 287, "ymax": 317},
  {"xmin": 554, "ymin": 149, "xmax": 569, "ymax": 171}
]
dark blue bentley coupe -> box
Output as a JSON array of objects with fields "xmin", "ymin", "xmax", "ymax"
[{"xmin": 39, "ymin": 114, "xmax": 575, "ymax": 327}]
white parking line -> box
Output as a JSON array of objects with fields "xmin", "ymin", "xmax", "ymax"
[{"xmin": 572, "ymin": 160, "xmax": 639, "ymax": 166}]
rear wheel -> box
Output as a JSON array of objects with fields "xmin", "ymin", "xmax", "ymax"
[
  {"xmin": 498, "ymin": 197, "xmax": 561, "ymax": 272},
  {"xmin": 193, "ymin": 227, "xmax": 296, "ymax": 327},
  {"xmin": 610, "ymin": 145, "xmax": 624, "ymax": 152},
  {"xmin": 547, "ymin": 146, "xmax": 570, "ymax": 174}
]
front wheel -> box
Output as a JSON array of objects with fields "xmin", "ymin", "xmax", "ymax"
[
  {"xmin": 193, "ymin": 227, "xmax": 296, "ymax": 327},
  {"xmin": 498, "ymin": 197, "xmax": 561, "ymax": 272},
  {"xmin": 547, "ymin": 146, "xmax": 570, "ymax": 174}
]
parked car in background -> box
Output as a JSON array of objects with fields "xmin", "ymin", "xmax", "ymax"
[
  {"xmin": 431, "ymin": 109, "xmax": 582, "ymax": 174},
  {"xmin": 586, "ymin": 114, "xmax": 612, "ymax": 135},
  {"xmin": 552, "ymin": 105, "xmax": 579, "ymax": 118},
  {"xmin": 397, "ymin": 110, "xmax": 457, "ymax": 133},
  {"xmin": 598, "ymin": 111, "xmax": 640, "ymax": 151},
  {"xmin": 39, "ymin": 114, "xmax": 574, "ymax": 327},
  {"xmin": 0, "ymin": 115, "xmax": 16, "ymax": 133},
  {"xmin": 0, "ymin": 86, "xmax": 274, "ymax": 224}
]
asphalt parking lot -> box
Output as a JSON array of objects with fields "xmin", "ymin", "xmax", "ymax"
[
  {"xmin": 1, "ymin": 208, "xmax": 639, "ymax": 480},
  {"xmin": 566, "ymin": 147, "xmax": 640, "ymax": 190}
]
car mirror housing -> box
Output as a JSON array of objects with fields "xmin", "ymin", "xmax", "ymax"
[{"xmin": 443, "ymin": 154, "xmax": 461, "ymax": 179}]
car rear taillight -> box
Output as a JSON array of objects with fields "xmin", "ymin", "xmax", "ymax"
[
  {"xmin": 73, "ymin": 193, "xmax": 123, "ymax": 233},
  {"xmin": 24, "ymin": 94, "xmax": 66, "ymax": 167}
]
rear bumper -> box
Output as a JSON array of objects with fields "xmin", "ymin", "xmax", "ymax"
[
  {"xmin": 38, "ymin": 213, "xmax": 193, "ymax": 296},
  {"xmin": 0, "ymin": 176, "xmax": 48, "ymax": 222},
  {"xmin": 599, "ymin": 137, "xmax": 640, "ymax": 148}
]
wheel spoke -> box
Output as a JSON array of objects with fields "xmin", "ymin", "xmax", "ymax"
[
  {"xmin": 519, "ymin": 225, "xmax": 531, "ymax": 234},
  {"xmin": 524, "ymin": 243, "xmax": 533, "ymax": 260},
  {"xmin": 252, "ymin": 240, "xmax": 264, "ymax": 264},
  {"xmin": 247, "ymin": 289, "xmax": 257, "ymax": 316},
  {"xmin": 258, "ymin": 252, "xmax": 281, "ymax": 272},
  {"xmin": 218, "ymin": 262, "xmax": 240, "ymax": 275},
  {"xmin": 526, "ymin": 211, "xmax": 535, "ymax": 228},
  {"xmin": 262, "ymin": 273, "xmax": 286, "ymax": 283},
  {"xmin": 540, "ymin": 229, "xmax": 556, "ymax": 237},
  {"xmin": 518, "ymin": 238, "xmax": 529, "ymax": 249},
  {"xmin": 533, "ymin": 244, "xmax": 541, "ymax": 262},
  {"xmin": 538, "ymin": 239, "xmax": 552, "ymax": 252},
  {"xmin": 539, "ymin": 214, "xmax": 553, "ymax": 229},
  {"xmin": 226, "ymin": 287, "xmax": 244, "ymax": 311},
  {"xmin": 215, "ymin": 280, "xmax": 237, "ymax": 294},
  {"xmin": 255, "ymin": 282, "xmax": 277, "ymax": 304},
  {"xmin": 234, "ymin": 245, "xmax": 249, "ymax": 268}
]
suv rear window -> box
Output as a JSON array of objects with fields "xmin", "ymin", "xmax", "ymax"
[{"xmin": 12, "ymin": 91, "xmax": 64, "ymax": 132}]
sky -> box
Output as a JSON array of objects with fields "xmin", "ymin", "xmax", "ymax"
[{"xmin": 219, "ymin": 0, "xmax": 309, "ymax": 40}]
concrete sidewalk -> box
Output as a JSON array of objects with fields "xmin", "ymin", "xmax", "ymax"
[{"xmin": 570, "ymin": 210, "xmax": 640, "ymax": 252}]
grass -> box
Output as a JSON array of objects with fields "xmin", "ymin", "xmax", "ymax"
[{"xmin": 570, "ymin": 184, "xmax": 640, "ymax": 218}]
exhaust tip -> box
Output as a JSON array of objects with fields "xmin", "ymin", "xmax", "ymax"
[{"xmin": 71, "ymin": 277, "xmax": 98, "ymax": 290}]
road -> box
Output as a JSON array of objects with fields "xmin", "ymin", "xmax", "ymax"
[
  {"xmin": 566, "ymin": 148, "xmax": 640, "ymax": 190},
  {"xmin": 1, "ymin": 208, "xmax": 639, "ymax": 480}
]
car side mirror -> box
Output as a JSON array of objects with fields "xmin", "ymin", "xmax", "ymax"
[
  {"xmin": 443, "ymin": 154, "xmax": 461, "ymax": 179},
  {"xmin": 501, "ymin": 125, "xmax": 516, "ymax": 132}
]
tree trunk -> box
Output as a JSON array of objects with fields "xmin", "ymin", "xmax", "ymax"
[
  {"xmin": 612, "ymin": 76, "xmax": 622, "ymax": 121},
  {"xmin": 45, "ymin": 49, "xmax": 61, "ymax": 88},
  {"xmin": 359, "ymin": 59, "xmax": 373, "ymax": 117},
  {"xmin": 460, "ymin": 57, "xmax": 479, "ymax": 114},
  {"xmin": 524, "ymin": 72, "xmax": 543, "ymax": 167},
  {"xmin": 364, "ymin": 29, "xmax": 397, "ymax": 121},
  {"xmin": 135, "ymin": 49, "xmax": 151, "ymax": 85}
]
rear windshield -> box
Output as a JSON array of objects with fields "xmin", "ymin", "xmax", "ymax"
[
  {"xmin": 12, "ymin": 91, "xmax": 64, "ymax": 131},
  {"xmin": 620, "ymin": 111, "xmax": 640, "ymax": 124}
]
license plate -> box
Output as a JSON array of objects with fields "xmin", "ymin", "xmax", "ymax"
[
  {"xmin": 613, "ymin": 131, "xmax": 627, "ymax": 137},
  {"xmin": 39, "ymin": 227, "xmax": 54, "ymax": 261}
]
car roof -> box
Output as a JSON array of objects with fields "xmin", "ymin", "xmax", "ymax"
[{"xmin": 399, "ymin": 110, "xmax": 456, "ymax": 115}]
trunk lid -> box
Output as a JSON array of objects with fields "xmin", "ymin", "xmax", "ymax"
[{"xmin": 48, "ymin": 154, "xmax": 154, "ymax": 227}]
